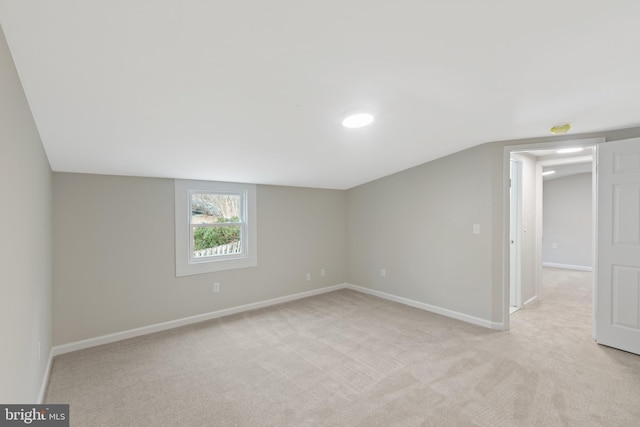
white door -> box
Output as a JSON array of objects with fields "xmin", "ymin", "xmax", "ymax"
[
  {"xmin": 510, "ymin": 160, "xmax": 521, "ymax": 309},
  {"xmin": 596, "ymin": 137, "xmax": 640, "ymax": 355}
]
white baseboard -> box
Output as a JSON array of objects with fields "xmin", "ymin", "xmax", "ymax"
[
  {"xmin": 52, "ymin": 282, "xmax": 504, "ymax": 357},
  {"xmin": 543, "ymin": 262, "xmax": 593, "ymax": 272},
  {"xmin": 52, "ymin": 284, "xmax": 347, "ymax": 356},
  {"xmin": 37, "ymin": 281, "xmax": 507, "ymax": 401},
  {"xmin": 345, "ymin": 284, "xmax": 503, "ymax": 330},
  {"xmin": 524, "ymin": 295, "xmax": 538, "ymax": 307},
  {"xmin": 37, "ymin": 349, "xmax": 54, "ymax": 404}
]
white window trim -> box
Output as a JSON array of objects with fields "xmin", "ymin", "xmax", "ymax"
[{"xmin": 175, "ymin": 179, "xmax": 257, "ymax": 277}]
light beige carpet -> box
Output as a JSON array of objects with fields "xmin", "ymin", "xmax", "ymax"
[{"xmin": 45, "ymin": 268, "xmax": 640, "ymax": 426}]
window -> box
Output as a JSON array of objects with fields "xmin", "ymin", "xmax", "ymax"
[{"xmin": 175, "ymin": 180, "xmax": 257, "ymax": 276}]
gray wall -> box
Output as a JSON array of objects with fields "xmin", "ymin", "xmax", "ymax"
[
  {"xmin": 0, "ymin": 26, "xmax": 52, "ymax": 402},
  {"xmin": 53, "ymin": 173, "xmax": 347, "ymax": 345},
  {"xmin": 346, "ymin": 144, "xmax": 496, "ymax": 322},
  {"xmin": 543, "ymin": 173, "xmax": 593, "ymax": 268}
]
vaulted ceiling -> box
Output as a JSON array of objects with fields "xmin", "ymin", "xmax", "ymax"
[{"xmin": 1, "ymin": 1, "xmax": 639, "ymax": 189}]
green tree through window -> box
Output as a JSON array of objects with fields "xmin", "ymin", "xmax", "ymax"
[{"xmin": 193, "ymin": 217, "xmax": 240, "ymax": 250}]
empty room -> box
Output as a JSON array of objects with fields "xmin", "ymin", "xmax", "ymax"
[{"xmin": 2, "ymin": 2, "xmax": 640, "ymax": 426}]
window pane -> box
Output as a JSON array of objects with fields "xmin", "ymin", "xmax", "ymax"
[
  {"xmin": 191, "ymin": 193, "xmax": 241, "ymax": 225},
  {"xmin": 192, "ymin": 226, "xmax": 242, "ymax": 258}
]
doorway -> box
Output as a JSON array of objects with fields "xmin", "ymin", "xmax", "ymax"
[{"xmin": 504, "ymin": 138, "xmax": 601, "ymax": 328}]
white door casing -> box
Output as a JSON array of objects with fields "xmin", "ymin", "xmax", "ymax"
[
  {"xmin": 510, "ymin": 160, "xmax": 522, "ymax": 309},
  {"xmin": 596, "ymin": 137, "xmax": 640, "ymax": 355}
]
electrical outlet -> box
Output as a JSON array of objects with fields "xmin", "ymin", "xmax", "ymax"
[
  {"xmin": 213, "ymin": 282, "xmax": 220, "ymax": 293},
  {"xmin": 473, "ymin": 224, "xmax": 480, "ymax": 234},
  {"xmin": 321, "ymin": 268, "xmax": 326, "ymax": 277},
  {"xmin": 381, "ymin": 268, "xmax": 386, "ymax": 278},
  {"xmin": 306, "ymin": 273, "xmax": 311, "ymax": 281}
]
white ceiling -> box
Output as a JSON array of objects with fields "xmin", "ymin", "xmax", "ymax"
[
  {"xmin": 2, "ymin": 1, "xmax": 640, "ymax": 189},
  {"xmin": 543, "ymin": 162, "xmax": 592, "ymax": 180}
]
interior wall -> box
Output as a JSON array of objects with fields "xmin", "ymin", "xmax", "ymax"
[
  {"xmin": 346, "ymin": 144, "xmax": 495, "ymax": 322},
  {"xmin": 0, "ymin": 26, "xmax": 52, "ymax": 403},
  {"xmin": 510, "ymin": 153, "xmax": 538, "ymax": 304},
  {"xmin": 543, "ymin": 173, "xmax": 593, "ymax": 268},
  {"xmin": 52, "ymin": 173, "xmax": 347, "ymax": 345}
]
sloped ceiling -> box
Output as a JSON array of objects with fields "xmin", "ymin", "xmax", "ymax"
[{"xmin": 1, "ymin": 1, "xmax": 639, "ymax": 189}]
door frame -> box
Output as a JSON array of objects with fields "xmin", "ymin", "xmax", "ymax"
[
  {"xmin": 509, "ymin": 158, "xmax": 523, "ymax": 311},
  {"xmin": 501, "ymin": 137, "xmax": 604, "ymax": 331}
]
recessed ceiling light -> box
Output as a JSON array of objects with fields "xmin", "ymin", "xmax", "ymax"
[
  {"xmin": 542, "ymin": 170, "xmax": 556, "ymax": 176},
  {"xmin": 556, "ymin": 147, "xmax": 583, "ymax": 154},
  {"xmin": 550, "ymin": 123, "xmax": 571, "ymax": 134},
  {"xmin": 342, "ymin": 113, "xmax": 374, "ymax": 129}
]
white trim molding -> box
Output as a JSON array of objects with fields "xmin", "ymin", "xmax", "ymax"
[
  {"xmin": 174, "ymin": 179, "xmax": 257, "ymax": 277},
  {"xmin": 37, "ymin": 349, "xmax": 54, "ymax": 404},
  {"xmin": 52, "ymin": 284, "xmax": 346, "ymax": 356},
  {"xmin": 345, "ymin": 284, "xmax": 504, "ymax": 330},
  {"xmin": 43, "ymin": 282, "xmax": 507, "ymax": 399},
  {"xmin": 52, "ymin": 283, "xmax": 507, "ymax": 357},
  {"xmin": 543, "ymin": 262, "xmax": 593, "ymax": 272}
]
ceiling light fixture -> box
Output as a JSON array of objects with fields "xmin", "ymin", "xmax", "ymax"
[
  {"xmin": 556, "ymin": 147, "xmax": 583, "ymax": 154},
  {"xmin": 342, "ymin": 113, "xmax": 374, "ymax": 129},
  {"xmin": 550, "ymin": 123, "xmax": 571, "ymax": 134},
  {"xmin": 542, "ymin": 170, "xmax": 556, "ymax": 176}
]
